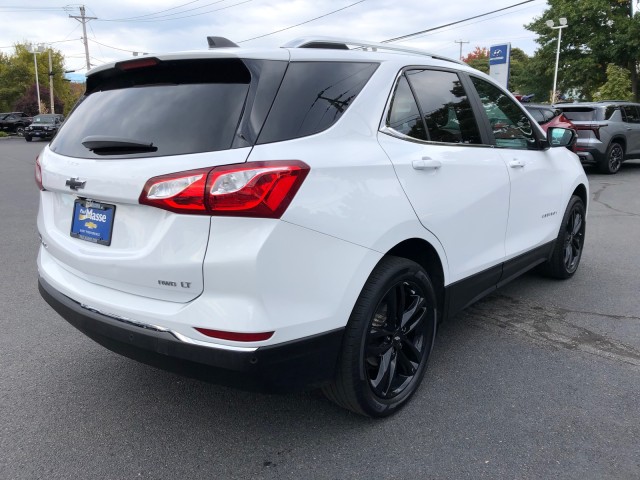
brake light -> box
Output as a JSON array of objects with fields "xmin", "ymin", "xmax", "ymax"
[
  {"xmin": 35, "ymin": 155, "xmax": 44, "ymax": 190},
  {"xmin": 115, "ymin": 57, "xmax": 160, "ymax": 71},
  {"xmin": 139, "ymin": 161, "xmax": 309, "ymax": 218},
  {"xmin": 194, "ymin": 327, "xmax": 274, "ymax": 342}
]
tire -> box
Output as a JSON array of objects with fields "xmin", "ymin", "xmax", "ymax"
[
  {"xmin": 599, "ymin": 142, "xmax": 623, "ymax": 174},
  {"xmin": 15, "ymin": 126, "xmax": 25, "ymax": 136},
  {"xmin": 25, "ymin": 135, "xmax": 32, "ymax": 142},
  {"xmin": 539, "ymin": 195, "xmax": 586, "ymax": 279},
  {"xmin": 322, "ymin": 256, "xmax": 438, "ymax": 417}
]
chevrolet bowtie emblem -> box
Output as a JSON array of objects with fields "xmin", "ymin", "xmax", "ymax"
[{"xmin": 65, "ymin": 177, "xmax": 86, "ymax": 190}]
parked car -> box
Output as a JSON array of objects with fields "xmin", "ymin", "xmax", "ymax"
[
  {"xmin": 523, "ymin": 104, "xmax": 577, "ymax": 151},
  {"xmin": 554, "ymin": 101, "xmax": 640, "ymax": 173},
  {"xmin": 0, "ymin": 112, "xmax": 32, "ymax": 135},
  {"xmin": 36, "ymin": 36, "xmax": 587, "ymax": 417},
  {"xmin": 24, "ymin": 114, "xmax": 64, "ymax": 142}
]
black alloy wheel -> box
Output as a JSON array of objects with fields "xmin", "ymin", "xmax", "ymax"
[
  {"xmin": 366, "ymin": 280, "xmax": 428, "ymax": 399},
  {"xmin": 539, "ymin": 195, "xmax": 586, "ymax": 279},
  {"xmin": 323, "ymin": 257, "xmax": 437, "ymax": 417},
  {"xmin": 602, "ymin": 142, "xmax": 623, "ymax": 174},
  {"xmin": 563, "ymin": 205, "xmax": 584, "ymax": 274}
]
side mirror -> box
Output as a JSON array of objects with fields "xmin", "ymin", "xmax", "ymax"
[{"xmin": 547, "ymin": 127, "xmax": 576, "ymax": 148}]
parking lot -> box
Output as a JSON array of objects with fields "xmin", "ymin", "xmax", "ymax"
[{"xmin": 1, "ymin": 137, "xmax": 638, "ymax": 479}]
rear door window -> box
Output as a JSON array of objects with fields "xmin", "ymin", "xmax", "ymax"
[
  {"xmin": 622, "ymin": 105, "xmax": 640, "ymax": 123},
  {"xmin": 50, "ymin": 59, "xmax": 259, "ymax": 159},
  {"xmin": 406, "ymin": 69, "xmax": 482, "ymax": 144},
  {"xmin": 385, "ymin": 74, "xmax": 426, "ymax": 140}
]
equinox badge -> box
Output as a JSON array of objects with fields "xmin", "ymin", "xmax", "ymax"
[{"xmin": 65, "ymin": 177, "xmax": 86, "ymax": 191}]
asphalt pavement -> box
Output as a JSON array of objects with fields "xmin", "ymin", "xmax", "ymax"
[{"xmin": 1, "ymin": 136, "xmax": 639, "ymax": 479}]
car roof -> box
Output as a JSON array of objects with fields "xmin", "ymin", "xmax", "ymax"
[{"xmin": 87, "ymin": 36, "xmax": 473, "ymax": 77}]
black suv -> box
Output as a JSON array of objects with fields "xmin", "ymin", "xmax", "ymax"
[
  {"xmin": 24, "ymin": 114, "xmax": 65, "ymax": 142},
  {"xmin": 0, "ymin": 112, "xmax": 32, "ymax": 135},
  {"xmin": 555, "ymin": 101, "xmax": 640, "ymax": 174}
]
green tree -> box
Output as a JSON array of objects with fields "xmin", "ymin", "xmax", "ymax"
[
  {"xmin": 525, "ymin": 0, "xmax": 640, "ymax": 101},
  {"xmin": 593, "ymin": 63, "xmax": 634, "ymax": 100},
  {"xmin": 0, "ymin": 43, "xmax": 74, "ymax": 114}
]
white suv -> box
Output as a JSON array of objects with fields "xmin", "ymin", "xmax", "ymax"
[{"xmin": 36, "ymin": 37, "xmax": 588, "ymax": 417}]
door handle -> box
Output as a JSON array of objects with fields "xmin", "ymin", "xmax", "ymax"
[
  {"xmin": 412, "ymin": 157, "xmax": 442, "ymax": 170},
  {"xmin": 509, "ymin": 159, "xmax": 525, "ymax": 168}
]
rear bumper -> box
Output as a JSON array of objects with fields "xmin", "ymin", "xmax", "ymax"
[{"xmin": 38, "ymin": 276, "xmax": 344, "ymax": 392}]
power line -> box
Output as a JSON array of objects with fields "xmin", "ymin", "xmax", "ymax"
[
  {"xmin": 100, "ymin": 0, "xmax": 227, "ymax": 22},
  {"xmin": 98, "ymin": 0, "xmax": 251, "ymax": 23},
  {"xmin": 87, "ymin": 38, "xmax": 141, "ymax": 54},
  {"xmin": 382, "ymin": 0, "xmax": 537, "ymax": 43},
  {"xmin": 239, "ymin": 0, "xmax": 368, "ymax": 43}
]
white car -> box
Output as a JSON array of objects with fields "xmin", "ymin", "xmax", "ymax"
[{"xmin": 36, "ymin": 37, "xmax": 588, "ymax": 417}]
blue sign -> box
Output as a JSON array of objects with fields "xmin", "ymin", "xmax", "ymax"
[{"xmin": 489, "ymin": 45, "xmax": 509, "ymax": 65}]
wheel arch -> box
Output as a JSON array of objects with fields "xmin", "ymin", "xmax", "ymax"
[
  {"xmin": 572, "ymin": 183, "xmax": 588, "ymax": 210},
  {"xmin": 385, "ymin": 238, "xmax": 446, "ymax": 318},
  {"xmin": 609, "ymin": 136, "xmax": 626, "ymax": 152}
]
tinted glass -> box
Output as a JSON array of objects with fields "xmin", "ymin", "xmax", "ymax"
[
  {"xmin": 257, "ymin": 62, "xmax": 378, "ymax": 144},
  {"xmin": 622, "ymin": 105, "xmax": 640, "ymax": 123},
  {"xmin": 527, "ymin": 108, "xmax": 546, "ymax": 124},
  {"xmin": 51, "ymin": 59, "xmax": 252, "ymax": 158},
  {"xmin": 407, "ymin": 70, "xmax": 481, "ymax": 144},
  {"xmin": 471, "ymin": 77, "xmax": 537, "ymax": 150},
  {"xmin": 386, "ymin": 74, "xmax": 426, "ymax": 140},
  {"xmin": 604, "ymin": 105, "xmax": 618, "ymax": 120},
  {"xmin": 560, "ymin": 108, "xmax": 597, "ymax": 122}
]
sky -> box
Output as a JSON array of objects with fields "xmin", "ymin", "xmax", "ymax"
[{"xmin": 0, "ymin": 0, "xmax": 552, "ymax": 81}]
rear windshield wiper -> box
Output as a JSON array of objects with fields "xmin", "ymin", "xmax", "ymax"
[{"xmin": 81, "ymin": 136, "xmax": 158, "ymax": 155}]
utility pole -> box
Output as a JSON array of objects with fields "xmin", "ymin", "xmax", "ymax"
[
  {"xmin": 48, "ymin": 48, "xmax": 55, "ymax": 114},
  {"xmin": 455, "ymin": 40, "xmax": 469, "ymax": 61},
  {"xmin": 69, "ymin": 5, "xmax": 97, "ymax": 71}
]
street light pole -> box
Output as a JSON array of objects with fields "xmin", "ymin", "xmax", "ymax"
[
  {"xmin": 546, "ymin": 18, "xmax": 568, "ymax": 103},
  {"xmin": 48, "ymin": 48, "xmax": 55, "ymax": 114},
  {"xmin": 29, "ymin": 43, "xmax": 45, "ymax": 114}
]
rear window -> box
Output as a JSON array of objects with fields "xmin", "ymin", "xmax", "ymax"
[
  {"xmin": 50, "ymin": 59, "xmax": 254, "ymax": 159},
  {"xmin": 558, "ymin": 108, "xmax": 597, "ymax": 122},
  {"xmin": 257, "ymin": 62, "xmax": 378, "ymax": 144}
]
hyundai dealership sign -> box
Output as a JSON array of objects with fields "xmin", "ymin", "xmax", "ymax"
[{"xmin": 489, "ymin": 43, "xmax": 511, "ymax": 89}]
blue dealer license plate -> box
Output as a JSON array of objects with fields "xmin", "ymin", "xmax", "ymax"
[{"xmin": 70, "ymin": 199, "xmax": 116, "ymax": 246}]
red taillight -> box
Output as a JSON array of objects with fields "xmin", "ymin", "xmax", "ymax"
[
  {"xmin": 35, "ymin": 155, "xmax": 44, "ymax": 190},
  {"xmin": 139, "ymin": 161, "xmax": 310, "ymax": 218},
  {"xmin": 194, "ymin": 327, "xmax": 274, "ymax": 342},
  {"xmin": 139, "ymin": 168, "xmax": 210, "ymax": 214}
]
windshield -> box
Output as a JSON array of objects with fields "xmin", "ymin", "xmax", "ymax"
[{"xmin": 33, "ymin": 115, "xmax": 56, "ymax": 123}]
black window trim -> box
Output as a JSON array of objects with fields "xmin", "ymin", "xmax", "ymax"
[{"xmin": 379, "ymin": 66, "xmax": 495, "ymax": 149}]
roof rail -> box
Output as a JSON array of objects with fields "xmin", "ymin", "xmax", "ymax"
[{"xmin": 282, "ymin": 36, "xmax": 465, "ymax": 65}]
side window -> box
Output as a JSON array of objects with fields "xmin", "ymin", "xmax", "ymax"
[
  {"xmin": 471, "ymin": 76, "xmax": 538, "ymax": 150},
  {"xmin": 257, "ymin": 62, "xmax": 379, "ymax": 144},
  {"xmin": 407, "ymin": 70, "xmax": 482, "ymax": 144},
  {"xmin": 528, "ymin": 109, "xmax": 545, "ymax": 124},
  {"xmin": 385, "ymin": 74, "xmax": 426, "ymax": 140},
  {"xmin": 622, "ymin": 105, "xmax": 640, "ymax": 124}
]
